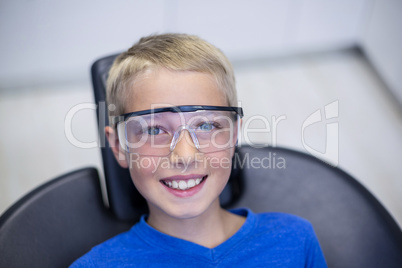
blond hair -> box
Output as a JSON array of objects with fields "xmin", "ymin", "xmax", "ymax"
[{"xmin": 106, "ymin": 33, "xmax": 237, "ymax": 119}]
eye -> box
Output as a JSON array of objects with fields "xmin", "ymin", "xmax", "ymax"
[
  {"xmin": 147, "ymin": 126, "xmax": 164, "ymax": 135},
  {"xmin": 198, "ymin": 122, "xmax": 215, "ymax": 131}
]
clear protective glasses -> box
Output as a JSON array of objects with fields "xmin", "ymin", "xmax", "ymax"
[{"xmin": 112, "ymin": 105, "xmax": 244, "ymax": 156}]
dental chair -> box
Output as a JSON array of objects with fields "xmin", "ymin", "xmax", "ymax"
[{"xmin": 0, "ymin": 54, "xmax": 401, "ymax": 268}]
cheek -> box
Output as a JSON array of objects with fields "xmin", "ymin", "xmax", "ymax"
[
  {"xmin": 127, "ymin": 155, "xmax": 160, "ymax": 189},
  {"xmin": 129, "ymin": 155, "xmax": 158, "ymax": 173},
  {"xmin": 206, "ymin": 150, "xmax": 233, "ymax": 169},
  {"xmin": 204, "ymin": 152, "xmax": 233, "ymax": 199},
  {"xmin": 205, "ymin": 151, "xmax": 233, "ymax": 183}
]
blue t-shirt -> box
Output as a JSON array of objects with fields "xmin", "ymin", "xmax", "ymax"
[{"xmin": 70, "ymin": 208, "xmax": 327, "ymax": 267}]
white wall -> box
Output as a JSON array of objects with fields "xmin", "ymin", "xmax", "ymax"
[
  {"xmin": 361, "ymin": 0, "xmax": 402, "ymax": 105},
  {"xmin": 0, "ymin": 0, "xmax": 366, "ymax": 89}
]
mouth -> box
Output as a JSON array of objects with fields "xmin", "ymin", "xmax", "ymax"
[{"xmin": 160, "ymin": 175, "xmax": 208, "ymax": 191}]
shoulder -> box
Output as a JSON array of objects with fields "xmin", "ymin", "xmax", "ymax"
[
  {"xmin": 231, "ymin": 208, "xmax": 314, "ymax": 235},
  {"xmin": 254, "ymin": 212, "xmax": 327, "ymax": 267},
  {"xmin": 246, "ymin": 210, "xmax": 318, "ymax": 245},
  {"xmin": 256, "ymin": 211, "xmax": 313, "ymax": 231},
  {"xmin": 70, "ymin": 227, "xmax": 144, "ymax": 267},
  {"xmin": 229, "ymin": 209, "xmax": 327, "ymax": 266},
  {"xmin": 231, "ymin": 208, "xmax": 317, "ymax": 245}
]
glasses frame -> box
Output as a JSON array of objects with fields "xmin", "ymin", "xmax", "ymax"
[{"xmin": 112, "ymin": 105, "xmax": 244, "ymax": 127}]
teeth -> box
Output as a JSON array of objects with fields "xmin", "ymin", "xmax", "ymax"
[
  {"xmin": 179, "ymin": 181, "xmax": 187, "ymax": 190},
  {"xmin": 163, "ymin": 177, "xmax": 204, "ymax": 190},
  {"xmin": 187, "ymin": 179, "xmax": 195, "ymax": 188}
]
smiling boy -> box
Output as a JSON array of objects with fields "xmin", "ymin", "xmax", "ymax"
[{"xmin": 71, "ymin": 33, "xmax": 326, "ymax": 267}]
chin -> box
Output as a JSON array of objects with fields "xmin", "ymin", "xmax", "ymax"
[{"xmin": 153, "ymin": 197, "xmax": 219, "ymax": 220}]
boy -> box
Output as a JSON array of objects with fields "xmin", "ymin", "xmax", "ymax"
[{"xmin": 71, "ymin": 33, "xmax": 327, "ymax": 267}]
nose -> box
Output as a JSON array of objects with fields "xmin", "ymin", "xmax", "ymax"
[{"xmin": 169, "ymin": 128, "xmax": 199, "ymax": 164}]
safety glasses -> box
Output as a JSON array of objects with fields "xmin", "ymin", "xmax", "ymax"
[{"xmin": 112, "ymin": 105, "xmax": 243, "ymax": 156}]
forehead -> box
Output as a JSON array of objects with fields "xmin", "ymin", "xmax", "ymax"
[{"xmin": 126, "ymin": 68, "xmax": 227, "ymax": 113}]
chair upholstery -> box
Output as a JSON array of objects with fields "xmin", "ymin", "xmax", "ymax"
[{"xmin": 0, "ymin": 168, "xmax": 133, "ymax": 268}]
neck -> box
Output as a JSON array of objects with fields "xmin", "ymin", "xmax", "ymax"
[{"xmin": 146, "ymin": 200, "xmax": 245, "ymax": 248}]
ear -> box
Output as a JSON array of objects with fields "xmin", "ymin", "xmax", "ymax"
[{"xmin": 105, "ymin": 126, "xmax": 129, "ymax": 168}]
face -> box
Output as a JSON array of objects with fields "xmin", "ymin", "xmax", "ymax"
[{"xmin": 108, "ymin": 68, "xmax": 235, "ymax": 221}]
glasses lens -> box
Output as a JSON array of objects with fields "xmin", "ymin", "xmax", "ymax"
[
  {"xmin": 186, "ymin": 111, "xmax": 237, "ymax": 153},
  {"xmin": 117, "ymin": 110, "xmax": 239, "ymax": 156}
]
